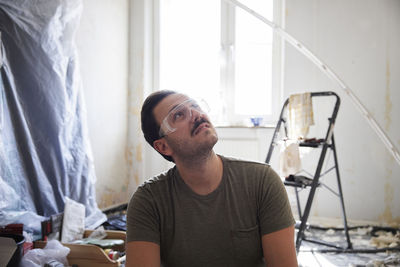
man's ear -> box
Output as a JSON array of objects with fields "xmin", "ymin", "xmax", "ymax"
[{"xmin": 153, "ymin": 139, "xmax": 173, "ymax": 157}]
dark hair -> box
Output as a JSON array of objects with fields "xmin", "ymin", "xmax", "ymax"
[{"xmin": 141, "ymin": 90, "xmax": 177, "ymax": 162}]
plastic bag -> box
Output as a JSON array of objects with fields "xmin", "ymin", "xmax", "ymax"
[
  {"xmin": 61, "ymin": 197, "xmax": 85, "ymax": 243},
  {"xmin": 20, "ymin": 240, "xmax": 70, "ymax": 267}
]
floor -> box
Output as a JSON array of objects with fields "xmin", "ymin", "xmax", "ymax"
[
  {"xmin": 296, "ymin": 225, "xmax": 400, "ymax": 267},
  {"xmin": 102, "ymin": 207, "xmax": 400, "ymax": 266}
]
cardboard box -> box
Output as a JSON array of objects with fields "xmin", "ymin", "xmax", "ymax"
[{"xmin": 35, "ymin": 230, "xmax": 125, "ymax": 267}]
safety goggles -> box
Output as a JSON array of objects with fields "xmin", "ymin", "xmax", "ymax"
[{"xmin": 159, "ymin": 98, "xmax": 210, "ymax": 138}]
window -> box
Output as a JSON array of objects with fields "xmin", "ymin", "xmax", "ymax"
[{"xmin": 156, "ymin": 0, "xmax": 281, "ymax": 126}]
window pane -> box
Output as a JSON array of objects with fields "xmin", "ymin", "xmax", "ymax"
[
  {"xmin": 234, "ymin": 3, "xmax": 273, "ymax": 116},
  {"xmin": 159, "ymin": 0, "xmax": 275, "ymax": 125},
  {"xmin": 159, "ymin": 0, "xmax": 222, "ymax": 119}
]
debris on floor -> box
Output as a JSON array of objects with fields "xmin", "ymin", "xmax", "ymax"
[{"xmin": 297, "ymin": 224, "xmax": 400, "ymax": 267}]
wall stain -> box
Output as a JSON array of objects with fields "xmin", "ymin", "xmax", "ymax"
[
  {"xmin": 120, "ymin": 176, "xmax": 130, "ymax": 193},
  {"xmin": 98, "ymin": 186, "xmax": 129, "ymax": 209},
  {"xmin": 99, "ymin": 192, "xmax": 114, "ymax": 209},
  {"xmin": 125, "ymin": 145, "xmax": 133, "ymax": 165},
  {"xmin": 136, "ymin": 144, "xmax": 143, "ymax": 162},
  {"xmin": 378, "ymin": 182, "xmax": 395, "ymax": 224},
  {"xmin": 99, "ymin": 187, "xmax": 116, "ymax": 209},
  {"xmin": 130, "ymin": 106, "xmax": 140, "ymax": 116},
  {"xmin": 134, "ymin": 172, "xmax": 139, "ymax": 187},
  {"xmin": 384, "ymin": 58, "xmax": 392, "ymax": 131}
]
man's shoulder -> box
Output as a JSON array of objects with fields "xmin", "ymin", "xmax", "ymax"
[{"xmin": 137, "ymin": 166, "xmax": 176, "ymax": 192}]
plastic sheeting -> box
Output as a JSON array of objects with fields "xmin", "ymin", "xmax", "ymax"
[{"xmin": 0, "ymin": 0, "xmax": 106, "ymax": 236}]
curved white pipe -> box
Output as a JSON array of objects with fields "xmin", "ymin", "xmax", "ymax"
[{"xmin": 224, "ymin": 0, "xmax": 400, "ymax": 166}]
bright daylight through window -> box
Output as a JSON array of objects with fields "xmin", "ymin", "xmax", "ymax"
[{"xmin": 158, "ymin": 0, "xmax": 276, "ymax": 127}]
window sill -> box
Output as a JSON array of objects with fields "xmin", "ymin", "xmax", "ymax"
[
  {"xmin": 215, "ymin": 125, "xmax": 275, "ymax": 140},
  {"xmin": 215, "ymin": 125, "xmax": 276, "ymax": 129}
]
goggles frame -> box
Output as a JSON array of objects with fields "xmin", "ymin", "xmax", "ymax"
[{"xmin": 158, "ymin": 98, "xmax": 209, "ymax": 138}]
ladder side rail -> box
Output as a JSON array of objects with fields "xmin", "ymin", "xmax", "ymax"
[
  {"xmin": 265, "ymin": 98, "xmax": 289, "ymax": 163},
  {"xmin": 331, "ymin": 135, "xmax": 353, "ymax": 249},
  {"xmin": 295, "ymin": 92, "xmax": 341, "ymax": 250},
  {"xmin": 294, "ymin": 187, "xmax": 302, "ymax": 219},
  {"xmin": 295, "ymin": 141, "xmax": 331, "ymax": 250}
]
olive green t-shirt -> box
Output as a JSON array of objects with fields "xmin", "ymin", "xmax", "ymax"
[{"xmin": 127, "ymin": 155, "xmax": 294, "ymax": 267}]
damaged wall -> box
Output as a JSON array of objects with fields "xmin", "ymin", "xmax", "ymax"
[
  {"xmin": 73, "ymin": 0, "xmax": 399, "ymax": 224},
  {"xmin": 141, "ymin": 0, "xmax": 400, "ymax": 225},
  {"xmin": 75, "ymin": 0, "xmax": 130, "ymax": 209},
  {"xmin": 284, "ymin": 0, "xmax": 400, "ymax": 224}
]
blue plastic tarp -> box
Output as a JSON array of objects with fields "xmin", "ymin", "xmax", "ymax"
[{"xmin": 0, "ymin": 0, "xmax": 106, "ymax": 236}]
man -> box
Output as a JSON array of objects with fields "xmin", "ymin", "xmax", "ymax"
[{"xmin": 126, "ymin": 90, "xmax": 298, "ymax": 267}]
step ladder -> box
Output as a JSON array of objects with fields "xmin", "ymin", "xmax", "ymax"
[{"xmin": 265, "ymin": 91, "xmax": 352, "ymax": 251}]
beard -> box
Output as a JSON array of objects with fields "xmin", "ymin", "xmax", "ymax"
[{"xmin": 166, "ymin": 128, "xmax": 218, "ymax": 164}]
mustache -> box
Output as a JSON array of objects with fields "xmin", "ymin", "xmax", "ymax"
[{"xmin": 191, "ymin": 117, "xmax": 209, "ymax": 135}]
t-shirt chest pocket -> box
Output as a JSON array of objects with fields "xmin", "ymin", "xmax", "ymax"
[{"xmin": 231, "ymin": 224, "xmax": 263, "ymax": 261}]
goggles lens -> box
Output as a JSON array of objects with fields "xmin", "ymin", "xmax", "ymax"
[{"xmin": 159, "ymin": 98, "xmax": 210, "ymax": 137}]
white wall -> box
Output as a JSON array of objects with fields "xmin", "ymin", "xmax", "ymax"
[
  {"xmin": 75, "ymin": 0, "xmax": 400, "ymax": 224},
  {"xmin": 143, "ymin": 0, "xmax": 400, "ymax": 224},
  {"xmin": 76, "ymin": 0, "xmax": 130, "ymax": 209},
  {"xmin": 282, "ymin": 0, "xmax": 400, "ymax": 223}
]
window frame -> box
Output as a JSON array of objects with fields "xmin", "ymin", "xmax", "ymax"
[{"xmin": 152, "ymin": 0, "xmax": 284, "ymax": 127}]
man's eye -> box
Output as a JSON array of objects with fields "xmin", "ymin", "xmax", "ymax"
[{"xmin": 173, "ymin": 111, "xmax": 185, "ymax": 121}]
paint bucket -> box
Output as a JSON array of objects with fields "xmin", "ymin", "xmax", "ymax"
[{"xmin": 0, "ymin": 233, "xmax": 25, "ymax": 267}]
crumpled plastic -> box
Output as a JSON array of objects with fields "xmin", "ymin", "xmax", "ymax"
[
  {"xmin": 0, "ymin": 0, "xmax": 106, "ymax": 235},
  {"xmin": 20, "ymin": 240, "xmax": 70, "ymax": 267}
]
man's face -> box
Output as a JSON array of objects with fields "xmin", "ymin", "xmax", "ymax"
[{"xmin": 153, "ymin": 93, "xmax": 218, "ymax": 160}]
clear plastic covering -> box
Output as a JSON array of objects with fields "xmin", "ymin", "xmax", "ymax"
[{"xmin": 0, "ymin": 0, "xmax": 106, "ymax": 236}]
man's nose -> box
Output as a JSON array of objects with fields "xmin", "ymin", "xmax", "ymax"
[{"xmin": 190, "ymin": 108, "xmax": 203, "ymax": 122}]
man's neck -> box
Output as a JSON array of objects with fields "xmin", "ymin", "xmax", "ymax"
[{"xmin": 175, "ymin": 152, "xmax": 223, "ymax": 196}]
